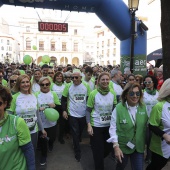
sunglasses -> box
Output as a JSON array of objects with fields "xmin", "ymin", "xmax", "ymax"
[
  {"xmin": 65, "ymin": 77, "xmax": 71, "ymax": 78},
  {"xmin": 71, "ymin": 76, "xmax": 79, "ymax": 80},
  {"xmin": 40, "ymin": 83, "xmax": 50, "ymax": 87},
  {"xmin": 0, "ymin": 101, "xmax": 3, "ymax": 106},
  {"xmin": 144, "ymin": 81, "xmax": 153, "ymax": 85},
  {"xmin": 129, "ymin": 91, "xmax": 140, "ymax": 97},
  {"xmin": 48, "ymin": 72, "xmax": 54, "ymax": 74},
  {"xmin": 10, "ymin": 80, "xmax": 17, "ymax": 83}
]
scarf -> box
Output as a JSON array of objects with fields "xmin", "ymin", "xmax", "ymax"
[
  {"xmin": 145, "ymin": 88, "xmax": 156, "ymax": 95},
  {"xmin": 55, "ymin": 82, "xmax": 63, "ymax": 86},
  {"xmin": 0, "ymin": 112, "xmax": 8, "ymax": 127},
  {"xmin": 97, "ymin": 85, "xmax": 110, "ymax": 95}
]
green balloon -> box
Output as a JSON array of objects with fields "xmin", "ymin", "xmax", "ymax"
[
  {"xmin": 32, "ymin": 45, "xmax": 37, "ymax": 50},
  {"xmin": 42, "ymin": 55, "xmax": 50, "ymax": 63},
  {"xmin": 39, "ymin": 62, "xmax": 45, "ymax": 67},
  {"xmin": 19, "ymin": 70, "xmax": 25, "ymax": 75},
  {"xmin": 44, "ymin": 108, "xmax": 59, "ymax": 122},
  {"xmin": 50, "ymin": 63, "xmax": 54, "ymax": 67},
  {"xmin": 23, "ymin": 55, "xmax": 32, "ymax": 65}
]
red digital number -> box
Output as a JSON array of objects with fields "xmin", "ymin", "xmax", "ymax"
[{"xmin": 63, "ymin": 24, "xmax": 67, "ymax": 32}]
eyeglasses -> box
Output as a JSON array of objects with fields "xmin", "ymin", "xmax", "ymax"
[
  {"xmin": 48, "ymin": 72, "xmax": 54, "ymax": 74},
  {"xmin": 144, "ymin": 81, "xmax": 153, "ymax": 85},
  {"xmin": 129, "ymin": 91, "xmax": 140, "ymax": 97},
  {"xmin": 40, "ymin": 83, "xmax": 50, "ymax": 87},
  {"xmin": 65, "ymin": 77, "xmax": 71, "ymax": 78},
  {"xmin": 71, "ymin": 76, "xmax": 79, "ymax": 80},
  {"xmin": 0, "ymin": 101, "xmax": 3, "ymax": 106},
  {"xmin": 10, "ymin": 80, "xmax": 17, "ymax": 83}
]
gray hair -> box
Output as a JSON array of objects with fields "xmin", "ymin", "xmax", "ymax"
[
  {"xmin": 38, "ymin": 77, "xmax": 51, "ymax": 85},
  {"xmin": 64, "ymin": 71, "xmax": 72, "ymax": 77},
  {"xmin": 110, "ymin": 69, "xmax": 119, "ymax": 78},
  {"xmin": 157, "ymin": 78, "xmax": 170, "ymax": 101}
]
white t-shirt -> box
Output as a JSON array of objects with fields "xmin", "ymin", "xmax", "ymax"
[
  {"xmin": 143, "ymin": 90, "xmax": 159, "ymax": 117},
  {"xmin": 51, "ymin": 83, "xmax": 65, "ymax": 101},
  {"xmin": 36, "ymin": 91, "xmax": 60, "ymax": 128},
  {"xmin": 62, "ymin": 82, "xmax": 91, "ymax": 118},
  {"xmin": 10, "ymin": 92, "xmax": 38, "ymax": 134}
]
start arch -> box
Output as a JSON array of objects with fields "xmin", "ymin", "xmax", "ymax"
[{"xmin": 0, "ymin": 0, "xmax": 147, "ymax": 75}]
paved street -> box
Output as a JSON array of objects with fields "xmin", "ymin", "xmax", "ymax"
[{"xmin": 36, "ymin": 133, "xmax": 170, "ymax": 170}]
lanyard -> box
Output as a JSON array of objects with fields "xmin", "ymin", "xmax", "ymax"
[
  {"xmin": 126, "ymin": 102, "xmax": 138, "ymax": 126},
  {"xmin": 126, "ymin": 102, "xmax": 138, "ymax": 141}
]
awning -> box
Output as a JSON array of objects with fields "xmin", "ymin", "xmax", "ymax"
[{"xmin": 147, "ymin": 48, "xmax": 162, "ymax": 61}]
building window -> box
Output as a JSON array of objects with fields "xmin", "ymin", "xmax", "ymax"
[
  {"xmin": 74, "ymin": 42, "xmax": 78, "ymax": 52},
  {"xmin": 1, "ymin": 39, "xmax": 3, "ymax": 43},
  {"xmin": 113, "ymin": 48, "xmax": 116, "ymax": 56},
  {"xmin": 26, "ymin": 38, "xmax": 31, "ymax": 50},
  {"xmin": 102, "ymin": 41, "xmax": 104, "ymax": 47},
  {"xmin": 62, "ymin": 42, "xmax": 67, "ymax": 51},
  {"xmin": 97, "ymin": 42, "xmax": 99, "ymax": 48},
  {"xmin": 39, "ymin": 41, "xmax": 44, "ymax": 51},
  {"xmin": 7, "ymin": 40, "xmax": 10, "ymax": 45},
  {"xmin": 51, "ymin": 41, "xmax": 55, "ymax": 51},
  {"xmin": 26, "ymin": 26, "xmax": 30, "ymax": 32},
  {"xmin": 107, "ymin": 49, "xmax": 110, "ymax": 57},
  {"xmin": 107, "ymin": 39, "xmax": 110, "ymax": 46},
  {"xmin": 1, "ymin": 46, "xmax": 4, "ymax": 50},
  {"xmin": 102, "ymin": 50, "xmax": 104, "ymax": 55},
  {"xmin": 74, "ymin": 29, "xmax": 77, "ymax": 35},
  {"xmin": 113, "ymin": 38, "xmax": 116, "ymax": 45}
]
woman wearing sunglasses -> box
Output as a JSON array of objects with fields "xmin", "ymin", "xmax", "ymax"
[
  {"xmin": 107, "ymin": 83, "xmax": 148, "ymax": 170},
  {"xmin": 9, "ymin": 75, "xmax": 46, "ymax": 152},
  {"xmin": 143, "ymin": 75, "xmax": 159, "ymax": 163},
  {"xmin": 35, "ymin": 77, "xmax": 61, "ymax": 165},
  {"xmin": 51, "ymin": 71, "xmax": 66, "ymax": 144},
  {"xmin": 146, "ymin": 78, "xmax": 170, "ymax": 170},
  {"xmin": 0, "ymin": 85, "xmax": 35, "ymax": 170},
  {"xmin": 86, "ymin": 72, "xmax": 117, "ymax": 170},
  {"xmin": 7, "ymin": 74, "xmax": 19, "ymax": 95}
]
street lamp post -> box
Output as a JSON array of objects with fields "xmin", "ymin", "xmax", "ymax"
[{"xmin": 128, "ymin": 0, "xmax": 139, "ymax": 73}]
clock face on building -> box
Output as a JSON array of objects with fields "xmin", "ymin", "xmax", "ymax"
[{"xmin": 38, "ymin": 22, "xmax": 68, "ymax": 32}]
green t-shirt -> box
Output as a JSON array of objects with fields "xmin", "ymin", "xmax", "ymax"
[{"xmin": 0, "ymin": 114, "xmax": 31, "ymax": 170}]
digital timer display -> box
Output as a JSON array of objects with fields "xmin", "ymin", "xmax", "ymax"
[{"xmin": 38, "ymin": 22, "xmax": 68, "ymax": 32}]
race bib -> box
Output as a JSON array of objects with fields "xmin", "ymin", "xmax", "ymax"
[
  {"xmin": 73, "ymin": 94, "xmax": 86, "ymax": 103},
  {"xmin": 22, "ymin": 110, "xmax": 37, "ymax": 131},
  {"xmin": 100, "ymin": 113, "xmax": 111, "ymax": 124}
]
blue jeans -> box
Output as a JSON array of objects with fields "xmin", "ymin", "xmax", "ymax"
[{"xmin": 116, "ymin": 151, "xmax": 144, "ymax": 170}]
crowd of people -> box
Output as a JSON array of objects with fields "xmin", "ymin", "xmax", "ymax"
[{"xmin": 0, "ymin": 61, "xmax": 169, "ymax": 170}]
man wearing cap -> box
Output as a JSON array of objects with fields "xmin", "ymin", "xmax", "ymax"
[{"xmin": 61, "ymin": 69, "xmax": 91, "ymax": 162}]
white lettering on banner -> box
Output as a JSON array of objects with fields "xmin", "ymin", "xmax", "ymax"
[
  {"xmin": 135, "ymin": 60, "xmax": 146, "ymax": 66},
  {"xmin": 65, "ymin": 5, "xmax": 94, "ymax": 11}
]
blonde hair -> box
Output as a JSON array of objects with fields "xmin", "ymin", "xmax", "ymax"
[
  {"xmin": 13, "ymin": 74, "xmax": 32, "ymax": 94},
  {"xmin": 157, "ymin": 78, "xmax": 170, "ymax": 101}
]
